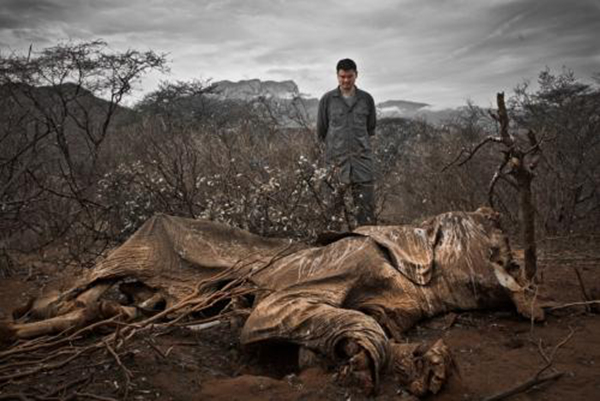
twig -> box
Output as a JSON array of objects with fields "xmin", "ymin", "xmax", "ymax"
[
  {"xmin": 103, "ymin": 340, "xmax": 132, "ymax": 399},
  {"xmin": 489, "ymin": 326, "xmax": 576, "ymax": 401},
  {"xmin": 571, "ymin": 266, "xmax": 592, "ymax": 312},
  {"xmin": 458, "ymin": 137, "xmax": 504, "ymax": 167},
  {"xmin": 0, "ymin": 245, "xmax": 294, "ymax": 388},
  {"xmin": 175, "ymin": 311, "xmax": 241, "ymax": 327},
  {"xmin": 144, "ymin": 338, "xmax": 167, "ymax": 360},
  {"xmin": 0, "ymin": 393, "xmax": 32, "ymax": 401},
  {"xmin": 441, "ymin": 136, "xmax": 502, "ymax": 172},
  {"xmin": 0, "ymin": 345, "xmax": 99, "ymax": 375},
  {"xmin": 0, "ymin": 315, "xmax": 120, "ymax": 359},
  {"xmin": 548, "ymin": 300, "xmax": 600, "ymax": 311},
  {"xmin": 481, "ymin": 371, "xmax": 564, "ymax": 401},
  {"xmin": 488, "ymin": 153, "xmax": 510, "ymax": 207},
  {"xmin": 528, "ymin": 284, "xmax": 540, "ymax": 335},
  {"xmin": 535, "ymin": 326, "xmax": 575, "ymax": 378},
  {"xmin": 74, "ymin": 393, "xmax": 118, "ymax": 401},
  {"xmin": 170, "ymin": 341, "xmax": 201, "ymax": 347},
  {"xmin": 0, "ymin": 345, "xmax": 97, "ymax": 382},
  {"xmin": 59, "ymin": 358, "xmax": 111, "ymax": 376},
  {"xmin": 536, "ymin": 339, "xmax": 552, "ymax": 366},
  {"xmin": 113, "ymin": 322, "xmax": 121, "ymax": 350},
  {"xmin": 538, "ymin": 256, "xmax": 600, "ymax": 262},
  {"xmin": 42, "ymin": 375, "xmax": 90, "ymax": 398}
]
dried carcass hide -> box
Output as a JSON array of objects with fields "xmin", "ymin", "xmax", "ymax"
[{"xmin": 1, "ymin": 208, "xmax": 542, "ymax": 396}]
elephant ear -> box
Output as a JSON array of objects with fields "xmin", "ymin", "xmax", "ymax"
[{"xmin": 354, "ymin": 226, "xmax": 438, "ymax": 286}]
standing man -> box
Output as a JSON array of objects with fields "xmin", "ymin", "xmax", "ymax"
[{"xmin": 317, "ymin": 58, "xmax": 377, "ymax": 226}]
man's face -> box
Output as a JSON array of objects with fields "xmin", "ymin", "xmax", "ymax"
[{"xmin": 337, "ymin": 69, "xmax": 357, "ymax": 91}]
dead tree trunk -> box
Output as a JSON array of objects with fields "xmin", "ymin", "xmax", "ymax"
[
  {"xmin": 496, "ymin": 94, "xmax": 538, "ymax": 280},
  {"xmin": 445, "ymin": 93, "xmax": 543, "ymax": 281},
  {"xmin": 515, "ymin": 162, "xmax": 537, "ymax": 280}
]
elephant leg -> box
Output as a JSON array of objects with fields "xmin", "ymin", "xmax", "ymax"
[
  {"xmin": 3, "ymin": 301, "xmax": 139, "ymax": 342},
  {"xmin": 241, "ymin": 294, "xmax": 389, "ymax": 394},
  {"xmin": 389, "ymin": 339, "xmax": 454, "ymax": 396}
]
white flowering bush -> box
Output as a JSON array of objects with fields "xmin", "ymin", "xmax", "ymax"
[
  {"xmin": 97, "ymin": 124, "xmax": 361, "ymax": 241},
  {"xmin": 97, "ymin": 160, "xmax": 163, "ymax": 240},
  {"xmin": 91, "ymin": 81, "xmax": 412, "ymax": 246}
]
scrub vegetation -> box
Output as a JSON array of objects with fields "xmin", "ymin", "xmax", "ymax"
[{"xmin": 1, "ymin": 40, "xmax": 599, "ymax": 401}]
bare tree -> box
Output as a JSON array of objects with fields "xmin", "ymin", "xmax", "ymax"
[
  {"xmin": 0, "ymin": 40, "xmax": 167, "ymax": 266},
  {"xmin": 511, "ymin": 69, "xmax": 600, "ymax": 234},
  {"xmin": 445, "ymin": 93, "xmax": 543, "ymax": 280}
]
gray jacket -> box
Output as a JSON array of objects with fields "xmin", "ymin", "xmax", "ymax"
[{"xmin": 317, "ymin": 87, "xmax": 376, "ymax": 183}]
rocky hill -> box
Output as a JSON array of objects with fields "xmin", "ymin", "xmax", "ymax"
[
  {"xmin": 213, "ymin": 79, "xmax": 300, "ymax": 100},
  {"xmin": 212, "ymin": 79, "xmax": 458, "ymax": 125}
]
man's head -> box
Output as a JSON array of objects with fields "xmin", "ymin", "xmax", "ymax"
[{"xmin": 336, "ymin": 58, "xmax": 357, "ymax": 92}]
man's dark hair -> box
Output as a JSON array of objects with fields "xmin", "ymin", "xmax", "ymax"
[{"xmin": 336, "ymin": 58, "xmax": 357, "ymax": 72}]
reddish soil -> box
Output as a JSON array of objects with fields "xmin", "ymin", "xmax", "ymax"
[{"xmin": 1, "ymin": 237, "xmax": 599, "ymax": 401}]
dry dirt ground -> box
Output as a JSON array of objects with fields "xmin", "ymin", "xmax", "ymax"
[{"xmin": 0, "ymin": 237, "xmax": 599, "ymax": 401}]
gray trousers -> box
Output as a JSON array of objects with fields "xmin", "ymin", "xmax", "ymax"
[
  {"xmin": 351, "ymin": 181, "xmax": 376, "ymax": 226},
  {"xmin": 322, "ymin": 180, "xmax": 376, "ymax": 227}
]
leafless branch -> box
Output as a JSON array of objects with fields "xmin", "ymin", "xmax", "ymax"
[
  {"xmin": 103, "ymin": 339, "xmax": 132, "ymax": 398},
  {"xmin": 481, "ymin": 371, "xmax": 564, "ymax": 401},
  {"xmin": 548, "ymin": 300, "xmax": 600, "ymax": 311},
  {"xmin": 484, "ymin": 327, "xmax": 575, "ymax": 401},
  {"xmin": 74, "ymin": 393, "xmax": 119, "ymax": 401},
  {"xmin": 442, "ymin": 136, "xmax": 503, "ymax": 172},
  {"xmin": 488, "ymin": 152, "xmax": 510, "ymax": 207}
]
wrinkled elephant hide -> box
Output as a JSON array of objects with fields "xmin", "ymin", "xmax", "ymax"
[{"xmin": 1, "ymin": 208, "xmax": 542, "ymax": 396}]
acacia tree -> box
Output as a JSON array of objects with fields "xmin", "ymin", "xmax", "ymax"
[{"xmin": 0, "ymin": 40, "xmax": 167, "ymax": 268}]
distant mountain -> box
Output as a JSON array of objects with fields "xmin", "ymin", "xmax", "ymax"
[
  {"xmin": 210, "ymin": 79, "xmax": 460, "ymax": 125},
  {"xmin": 377, "ymin": 100, "xmax": 458, "ymax": 124},
  {"xmin": 378, "ymin": 99, "xmax": 430, "ymax": 114},
  {"xmin": 0, "ymin": 82, "xmax": 134, "ymax": 125},
  {"xmin": 0, "ymin": 82, "xmax": 135, "ymax": 170},
  {"xmin": 213, "ymin": 79, "xmax": 300, "ymax": 100},
  {"xmin": 378, "ymin": 99, "xmax": 428, "ymax": 120}
]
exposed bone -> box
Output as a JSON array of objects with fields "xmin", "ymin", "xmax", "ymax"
[
  {"xmin": 188, "ymin": 320, "xmax": 222, "ymax": 332},
  {"xmin": 11, "ymin": 308, "xmax": 95, "ymax": 339},
  {"xmin": 138, "ymin": 293, "xmax": 165, "ymax": 311},
  {"xmin": 119, "ymin": 281, "xmax": 156, "ymax": 304},
  {"xmin": 27, "ymin": 290, "xmax": 61, "ymax": 319},
  {"xmin": 74, "ymin": 282, "xmax": 114, "ymax": 307},
  {"xmin": 7, "ymin": 301, "xmax": 138, "ymax": 340},
  {"xmin": 493, "ymin": 264, "xmax": 545, "ymax": 321},
  {"xmin": 25, "ymin": 283, "xmax": 114, "ymax": 320}
]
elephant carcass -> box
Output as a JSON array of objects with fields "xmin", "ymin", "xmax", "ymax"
[
  {"xmin": 1, "ymin": 208, "xmax": 540, "ymax": 396},
  {"xmin": 241, "ymin": 207, "xmax": 540, "ymax": 393}
]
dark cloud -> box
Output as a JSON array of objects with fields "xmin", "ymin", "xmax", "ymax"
[
  {"xmin": 0, "ymin": 0, "xmax": 71, "ymax": 21},
  {"xmin": 1, "ymin": 0, "xmax": 599, "ymax": 107},
  {"xmin": 0, "ymin": 13, "xmax": 21, "ymax": 29}
]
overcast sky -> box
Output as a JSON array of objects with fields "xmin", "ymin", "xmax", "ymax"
[{"xmin": 1, "ymin": 0, "xmax": 599, "ymax": 108}]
